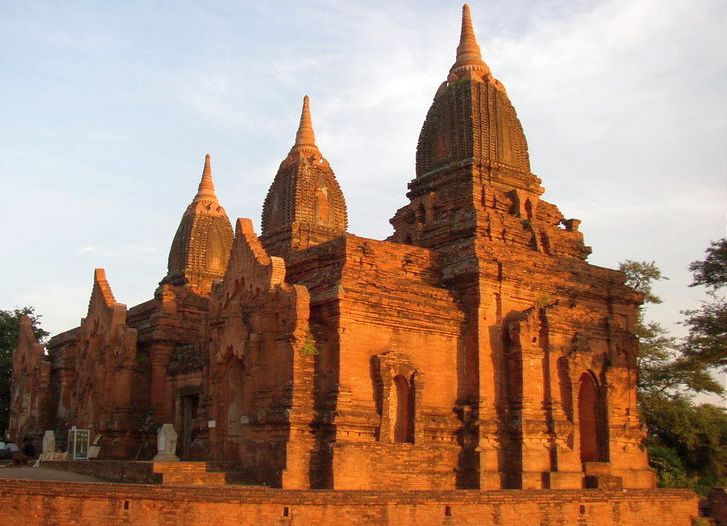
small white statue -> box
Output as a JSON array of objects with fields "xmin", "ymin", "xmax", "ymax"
[
  {"xmin": 42, "ymin": 430, "xmax": 56, "ymax": 454},
  {"xmin": 153, "ymin": 423, "xmax": 179, "ymax": 462}
]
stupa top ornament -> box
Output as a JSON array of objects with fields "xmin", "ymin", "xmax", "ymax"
[{"xmin": 447, "ymin": 4, "xmax": 506, "ymax": 92}]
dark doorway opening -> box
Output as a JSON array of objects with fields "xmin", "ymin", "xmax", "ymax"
[
  {"xmin": 181, "ymin": 394, "xmax": 199, "ymax": 459},
  {"xmin": 392, "ymin": 375, "xmax": 414, "ymax": 443},
  {"xmin": 578, "ymin": 372, "xmax": 604, "ymax": 464}
]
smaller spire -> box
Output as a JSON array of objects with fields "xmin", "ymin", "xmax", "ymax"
[
  {"xmin": 450, "ymin": 4, "xmax": 490, "ymax": 79},
  {"xmin": 195, "ymin": 153, "xmax": 217, "ymax": 201},
  {"xmin": 290, "ymin": 95, "xmax": 320, "ymax": 156}
]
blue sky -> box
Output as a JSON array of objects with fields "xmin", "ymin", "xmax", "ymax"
[{"xmin": 1, "ymin": 1, "xmax": 725, "ymax": 396}]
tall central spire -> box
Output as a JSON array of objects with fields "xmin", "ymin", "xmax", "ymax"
[
  {"xmin": 290, "ymin": 95, "xmax": 320, "ymax": 156},
  {"xmin": 449, "ymin": 4, "xmax": 491, "ymax": 80},
  {"xmin": 194, "ymin": 153, "xmax": 218, "ymax": 202}
]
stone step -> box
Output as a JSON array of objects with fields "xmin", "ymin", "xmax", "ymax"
[
  {"xmin": 152, "ymin": 461, "xmax": 237, "ymax": 474},
  {"xmin": 161, "ymin": 471, "xmax": 227, "ymax": 486},
  {"xmin": 223, "ymin": 471, "xmax": 259, "ymax": 485},
  {"xmin": 205, "ymin": 462, "xmax": 239, "ymax": 472},
  {"xmin": 151, "ymin": 461, "xmax": 246, "ymax": 486},
  {"xmin": 160, "ymin": 471, "xmax": 253, "ymax": 486},
  {"xmin": 583, "ymin": 462, "xmax": 611, "ymax": 476},
  {"xmin": 585, "ymin": 474, "xmax": 623, "ymax": 489}
]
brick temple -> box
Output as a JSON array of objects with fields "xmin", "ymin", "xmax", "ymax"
[{"xmin": 9, "ymin": 5, "xmax": 656, "ymax": 491}]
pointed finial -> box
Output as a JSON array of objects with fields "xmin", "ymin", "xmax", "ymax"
[
  {"xmin": 195, "ymin": 153, "xmax": 217, "ymax": 200},
  {"xmin": 290, "ymin": 95, "xmax": 320, "ymax": 155},
  {"xmin": 450, "ymin": 4, "xmax": 490, "ymax": 79}
]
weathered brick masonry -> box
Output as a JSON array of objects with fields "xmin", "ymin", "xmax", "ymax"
[
  {"xmin": 10, "ymin": 4, "xmax": 664, "ymax": 499},
  {"xmin": 0, "ymin": 480, "xmax": 699, "ymax": 526}
]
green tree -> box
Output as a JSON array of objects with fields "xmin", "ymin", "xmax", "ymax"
[
  {"xmin": 619, "ymin": 260, "xmax": 721, "ymax": 395},
  {"xmin": 0, "ymin": 307, "xmax": 49, "ymax": 437},
  {"xmin": 682, "ymin": 238, "xmax": 727, "ymax": 371},
  {"xmin": 639, "ymin": 392, "xmax": 727, "ymax": 494},
  {"xmin": 620, "ymin": 251, "xmax": 727, "ymax": 494}
]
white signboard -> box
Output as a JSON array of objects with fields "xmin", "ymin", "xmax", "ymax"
[{"xmin": 68, "ymin": 427, "xmax": 90, "ymax": 461}]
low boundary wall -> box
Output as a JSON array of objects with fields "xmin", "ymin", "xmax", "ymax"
[{"xmin": 0, "ymin": 479, "xmax": 699, "ymax": 526}]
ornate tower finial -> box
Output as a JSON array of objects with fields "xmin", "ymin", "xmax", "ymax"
[
  {"xmin": 261, "ymin": 96, "xmax": 348, "ymax": 259},
  {"xmin": 195, "ymin": 153, "xmax": 217, "ymax": 201},
  {"xmin": 290, "ymin": 95, "xmax": 319, "ymax": 156},
  {"xmin": 162, "ymin": 153, "xmax": 233, "ymax": 294},
  {"xmin": 449, "ymin": 4, "xmax": 491, "ymax": 80}
]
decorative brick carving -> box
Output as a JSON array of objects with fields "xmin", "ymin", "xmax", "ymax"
[
  {"xmin": 261, "ymin": 96, "xmax": 348, "ymax": 259},
  {"xmin": 162, "ymin": 154, "xmax": 234, "ymax": 295}
]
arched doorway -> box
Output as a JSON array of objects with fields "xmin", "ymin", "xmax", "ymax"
[
  {"xmin": 392, "ymin": 375, "xmax": 413, "ymax": 443},
  {"xmin": 578, "ymin": 372, "xmax": 603, "ymax": 464}
]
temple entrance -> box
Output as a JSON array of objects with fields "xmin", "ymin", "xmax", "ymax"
[
  {"xmin": 392, "ymin": 375, "xmax": 413, "ymax": 443},
  {"xmin": 180, "ymin": 394, "xmax": 199, "ymax": 459},
  {"xmin": 578, "ymin": 372, "xmax": 603, "ymax": 464}
]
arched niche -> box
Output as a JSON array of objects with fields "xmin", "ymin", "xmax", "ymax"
[
  {"xmin": 578, "ymin": 371, "xmax": 605, "ymax": 464},
  {"xmin": 314, "ymin": 185, "xmax": 330, "ymax": 225},
  {"xmin": 205, "ymin": 225, "xmax": 228, "ymax": 274},
  {"xmin": 371, "ymin": 352, "xmax": 422, "ymax": 444}
]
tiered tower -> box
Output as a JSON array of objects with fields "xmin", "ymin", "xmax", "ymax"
[
  {"xmin": 390, "ymin": 4, "xmax": 650, "ymax": 489},
  {"xmin": 390, "ymin": 4, "xmax": 588, "ymax": 259},
  {"xmin": 161, "ymin": 154, "xmax": 234, "ymax": 294},
  {"xmin": 261, "ymin": 96, "xmax": 348, "ymax": 259}
]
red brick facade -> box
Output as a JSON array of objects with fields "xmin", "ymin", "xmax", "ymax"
[{"xmin": 10, "ymin": 5, "xmax": 655, "ymax": 491}]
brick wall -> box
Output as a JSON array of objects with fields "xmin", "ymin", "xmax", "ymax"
[
  {"xmin": 0, "ymin": 479, "xmax": 698, "ymax": 526},
  {"xmin": 40, "ymin": 460, "xmax": 161, "ymax": 484},
  {"xmin": 330, "ymin": 442, "xmax": 459, "ymax": 490}
]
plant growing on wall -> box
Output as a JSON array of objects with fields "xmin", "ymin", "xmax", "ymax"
[{"xmin": 299, "ymin": 329, "xmax": 320, "ymax": 356}]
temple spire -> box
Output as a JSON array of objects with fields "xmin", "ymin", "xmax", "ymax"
[
  {"xmin": 163, "ymin": 152, "xmax": 232, "ymax": 293},
  {"xmin": 450, "ymin": 4, "xmax": 490, "ymax": 79},
  {"xmin": 290, "ymin": 95, "xmax": 319, "ymax": 155},
  {"xmin": 195, "ymin": 153, "xmax": 217, "ymax": 201}
]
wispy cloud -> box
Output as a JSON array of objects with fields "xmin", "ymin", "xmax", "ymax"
[{"xmin": 77, "ymin": 245, "xmax": 160, "ymax": 258}]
